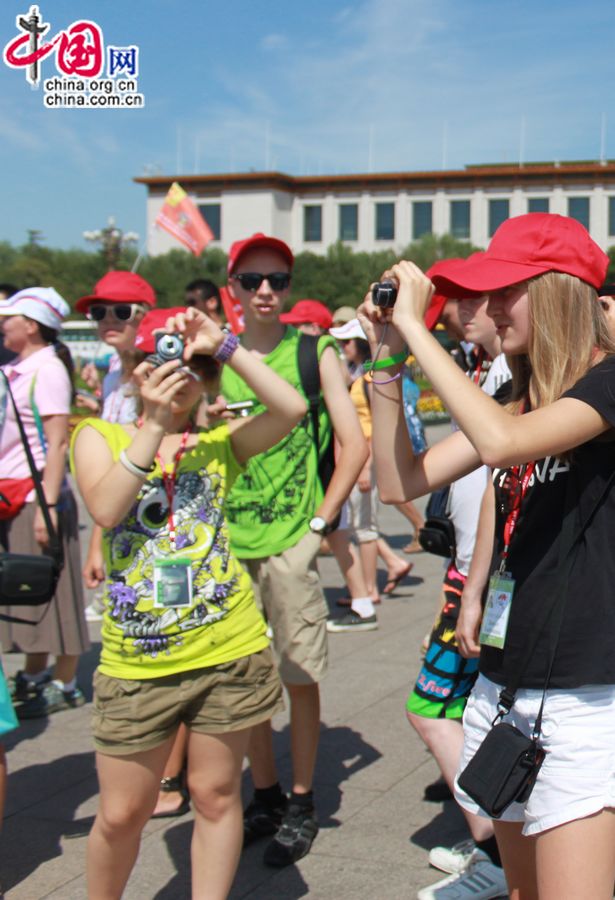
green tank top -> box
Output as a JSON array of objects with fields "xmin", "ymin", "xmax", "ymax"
[{"xmin": 221, "ymin": 327, "xmax": 335, "ymax": 558}]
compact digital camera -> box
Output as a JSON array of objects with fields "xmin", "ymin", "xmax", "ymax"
[
  {"xmin": 372, "ymin": 280, "xmax": 398, "ymax": 309},
  {"xmin": 147, "ymin": 332, "xmax": 185, "ymax": 367}
]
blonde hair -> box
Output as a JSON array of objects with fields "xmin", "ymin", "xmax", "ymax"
[{"xmin": 507, "ymin": 271, "xmax": 615, "ymax": 411}]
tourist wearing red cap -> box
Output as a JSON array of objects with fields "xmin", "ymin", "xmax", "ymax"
[
  {"xmin": 76, "ymin": 272, "xmax": 157, "ymax": 624},
  {"xmin": 279, "ymin": 299, "xmax": 333, "ymax": 335},
  {"xmin": 360, "ymin": 213, "xmax": 615, "ymax": 899},
  {"xmin": 70, "ymin": 306, "xmax": 307, "ymax": 899},
  {"xmin": 221, "ymin": 234, "xmax": 368, "ymax": 866},
  {"xmin": 403, "ymin": 271, "xmax": 512, "ymax": 899}
]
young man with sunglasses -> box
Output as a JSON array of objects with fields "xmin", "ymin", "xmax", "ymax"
[
  {"xmin": 75, "ymin": 272, "xmax": 156, "ymax": 617},
  {"xmin": 221, "ymin": 234, "xmax": 368, "ymax": 867}
]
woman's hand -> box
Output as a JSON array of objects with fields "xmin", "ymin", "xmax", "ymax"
[
  {"xmin": 456, "ymin": 593, "xmax": 483, "ymax": 658},
  {"xmin": 389, "ymin": 261, "xmax": 434, "ymax": 335},
  {"xmin": 83, "ymin": 547, "xmax": 105, "ymax": 588},
  {"xmin": 357, "ymin": 463, "xmax": 372, "ymax": 493},
  {"xmin": 356, "ymin": 283, "xmax": 405, "ymax": 358},
  {"xmin": 164, "ymin": 308, "xmax": 225, "ymax": 359},
  {"xmin": 33, "ymin": 505, "xmax": 58, "ymax": 548},
  {"xmin": 80, "ymin": 362, "xmax": 101, "ymax": 392},
  {"xmin": 133, "ymin": 358, "xmax": 189, "ymax": 432}
]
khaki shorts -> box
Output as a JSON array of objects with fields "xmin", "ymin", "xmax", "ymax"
[
  {"xmin": 242, "ymin": 531, "xmax": 328, "ymax": 686},
  {"xmin": 347, "ymin": 477, "xmax": 379, "ymax": 543},
  {"xmin": 92, "ymin": 647, "xmax": 283, "ymax": 756}
]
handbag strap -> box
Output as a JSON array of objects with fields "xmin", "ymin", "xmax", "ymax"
[
  {"xmin": 497, "ymin": 463, "xmax": 615, "ymax": 725},
  {"xmin": 0, "ymin": 370, "xmax": 62, "ymax": 561}
]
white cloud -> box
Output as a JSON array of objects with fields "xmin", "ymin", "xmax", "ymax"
[{"xmin": 261, "ymin": 33, "xmax": 287, "ymax": 51}]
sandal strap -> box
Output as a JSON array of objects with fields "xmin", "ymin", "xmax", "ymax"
[{"xmin": 160, "ymin": 774, "xmax": 183, "ymax": 792}]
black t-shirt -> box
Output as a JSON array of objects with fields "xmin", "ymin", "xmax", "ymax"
[{"xmin": 480, "ymin": 355, "xmax": 615, "ymax": 690}]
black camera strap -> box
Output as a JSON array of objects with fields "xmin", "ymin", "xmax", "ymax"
[{"xmin": 496, "ymin": 464, "xmax": 615, "ymax": 737}]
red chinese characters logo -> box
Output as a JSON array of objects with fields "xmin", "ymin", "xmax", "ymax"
[{"xmin": 55, "ymin": 22, "xmax": 103, "ymax": 77}]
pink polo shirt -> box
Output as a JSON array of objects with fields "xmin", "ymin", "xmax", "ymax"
[{"xmin": 0, "ymin": 346, "xmax": 71, "ymax": 489}]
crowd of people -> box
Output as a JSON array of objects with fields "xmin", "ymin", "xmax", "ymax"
[{"xmin": 0, "ymin": 211, "xmax": 614, "ymax": 898}]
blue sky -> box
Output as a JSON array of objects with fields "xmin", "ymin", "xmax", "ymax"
[{"xmin": 1, "ymin": 0, "xmax": 615, "ymax": 250}]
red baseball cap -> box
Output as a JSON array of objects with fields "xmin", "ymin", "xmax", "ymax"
[
  {"xmin": 227, "ymin": 233, "xmax": 294, "ymax": 274},
  {"xmin": 430, "ymin": 214, "xmax": 608, "ymax": 297},
  {"xmin": 423, "ymin": 260, "xmax": 475, "ymax": 330},
  {"xmin": 280, "ymin": 299, "xmax": 333, "ymax": 330},
  {"xmin": 76, "ymin": 271, "xmax": 157, "ymax": 314},
  {"xmin": 134, "ymin": 307, "xmax": 187, "ymax": 354}
]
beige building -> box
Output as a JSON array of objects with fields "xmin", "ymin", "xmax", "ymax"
[{"xmin": 134, "ymin": 161, "xmax": 615, "ymax": 256}]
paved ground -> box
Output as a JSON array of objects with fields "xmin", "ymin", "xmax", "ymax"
[{"xmin": 1, "ymin": 423, "xmax": 477, "ymax": 899}]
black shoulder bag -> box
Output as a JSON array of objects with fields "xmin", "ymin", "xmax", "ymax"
[
  {"xmin": 418, "ymin": 486, "xmax": 456, "ymax": 558},
  {"xmin": 458, "ymin": 467, "xmax": 615, "ymax": 818},
  {"xmin": 297, "ymin": 332, "xmax": 341, "ymax": 531},
  {"xmin": 0, "ymin": 371, "xmax": 64, "ymax": 623}
]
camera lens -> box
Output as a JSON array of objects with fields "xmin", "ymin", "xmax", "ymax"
[{"xmin": 156, "ymin": 333, "xmax": 184, "ymax": 361}]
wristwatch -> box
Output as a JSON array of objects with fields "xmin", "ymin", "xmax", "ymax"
[{"xmin": 309, "ymin": 516, "xmax": 333, "ymax": 536}]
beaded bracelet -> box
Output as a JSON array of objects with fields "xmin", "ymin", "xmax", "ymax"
[
  {"xmin": 370, "ymin": 371, "xmax": 402, "ymax": 385},
  {"xmin": 214, "ymin": 332, "xmax": 240, "ymax": 363},
  {"xmin": 119, "ymin": 449, "xmax": 154, "ymax": 479},
  {"xmin": 369, "ymin": 350, "xmax": 407, "ymax": 371}
]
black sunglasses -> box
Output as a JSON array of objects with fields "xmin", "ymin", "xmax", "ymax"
[
  {"xmin": 88, "ymin": 303, "xmax": 141, "ymax": 323},
  {"xmin": 231, "ymin": 272, "xmax": 291, "ymax": 292}
]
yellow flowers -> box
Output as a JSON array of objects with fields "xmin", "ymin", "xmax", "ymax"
[{"xmin": 417, "ymin": 390, "xmax": 449, "ymax": 422}]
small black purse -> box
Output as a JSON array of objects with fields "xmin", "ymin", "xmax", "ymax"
[
  {"xmin": 419, "ymin": 487, "xmax": 456, "ymax": 558},
  {"xmin": 0, "ymin": 372, "xmax": 63, "ymax": 624},
  {"xmin": 458, "ymin": 720, "xmax": 545, "ymax": 819}
]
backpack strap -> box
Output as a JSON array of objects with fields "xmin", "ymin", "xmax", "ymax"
[{"xmin": 297, "ymin": 332, "xmax": 321, "ymax": 451}]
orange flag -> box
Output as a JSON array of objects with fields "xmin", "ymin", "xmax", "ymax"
[{"xmin": 155, "ymin": 182, "xmax": 214, "ymax": 255}]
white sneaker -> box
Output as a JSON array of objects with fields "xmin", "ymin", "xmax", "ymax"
[
  {"xmin": 417, "ymin": 850, "xmax": 508, "ymax": 899},
  {"xmin": 85, "ymin": 592, "xmax": 105, "ymax": 622},
  {"xmin": 429, "ymin": 839, "xmax": 476, "ymax": 874}
]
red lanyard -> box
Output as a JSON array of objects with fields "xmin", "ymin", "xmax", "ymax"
[
  {"xmin": 500, "ymin": 461, "xmax": 535, "ymax": 567},
  {"xmin": 472, "ymin": 348, "xmax": 488, "ymax": 385},
  {"xmin": 154, "ymin": 426, "xmax": 192, "ymax": 552}
]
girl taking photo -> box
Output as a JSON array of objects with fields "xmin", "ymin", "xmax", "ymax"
[
  {"xmin": 71, "ymin": 307, "xmax": 306, "ymax": 900},
  {"xmin": 360, "ymin": 213, "xmax": 615, "ymax": 900}
]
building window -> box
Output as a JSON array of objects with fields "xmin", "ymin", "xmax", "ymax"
[
  {"xmin": 412, "ymin": 202, "xmax": 432, "ymax": 239},
  {"xmin": 339, "ymin": 204, "xmax": 358, "ymax": 241},
  {"xmin": 489, "ymin": 199, "xmax": 509, "ymax": 237},
  {"xmin": 609, "ymin": 198, "xmax": 615, "ymax": 236},
  {"xmin": 450, "ymin": 200, "xmax": 470, "ymax": 239},
  {"xmin": 375, "ymin": 202, "xmax": 395, "ymax": 240},
  {"xmin": 567, "ymin": 196, "xmax": 590, "ymax": 230},
  {"xmin": 528, "ymin": 197, "xmax": 549, "ymax": 213},
  {"xmin": 304, "ymin": 205, "xmax": 322, "ymax": 242},
  {"xmin": 198, "ymin": 204, "xmax": 221, "ymax": 240}
]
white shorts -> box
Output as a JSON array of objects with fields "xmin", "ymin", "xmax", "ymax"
[{"xmin": 455, "ymin": 673, "xmax": 615, "ymax": 835}]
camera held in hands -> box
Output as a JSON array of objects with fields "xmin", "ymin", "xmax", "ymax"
[
  {"xmin": 147, "ymin": 332, "xmax": 185, "ymax": 368},
  {"xmin": 372, "ymin": 280, "xmax": 398, "ymax": 309}
]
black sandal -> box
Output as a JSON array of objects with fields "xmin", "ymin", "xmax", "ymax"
[{"xmin": 151, "ymin": 773, "xmax": 191, "ymax": 819}]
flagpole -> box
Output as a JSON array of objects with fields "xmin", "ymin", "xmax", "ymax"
[{"xmin": 131, "ymin": 222, "xmax": 156, "ymax": 273}]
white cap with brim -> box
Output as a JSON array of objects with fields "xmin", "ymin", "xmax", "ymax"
[
  {"xmin": 0, "ymin": 287, "xmax": 69, "ymax": 331},
  {"xmin": 329, "ymin": 318, "xmax": 367, "ymax": 341}
]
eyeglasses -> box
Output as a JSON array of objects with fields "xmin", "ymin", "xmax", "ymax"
[
  {"xmin": 230, "ymin": 272, "xmax": 291, "ymax": 292},
  {"xmin": 88, "ymin": 303, "xmax": 142, "ymax": 323}
]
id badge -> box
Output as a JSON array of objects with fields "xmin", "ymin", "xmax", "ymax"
[
  {"xmin": 153, "ymin": 558, "xmax": 193, "ymax": 609},
  {"xmin": 479, "ymin": 572, "xmax": 515, "ymax": 649}
]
